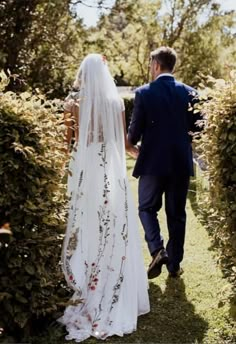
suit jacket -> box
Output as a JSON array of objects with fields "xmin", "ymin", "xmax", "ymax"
[{"xmin": 128, "ymin": 75, "xmax": 202, "ymax": 178}]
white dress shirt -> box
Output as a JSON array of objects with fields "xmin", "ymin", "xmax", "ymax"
[{"xmin": 156, "ymin": 73, "xmax": 174, "ymax": 80}]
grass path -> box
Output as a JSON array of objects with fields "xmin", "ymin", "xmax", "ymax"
[
  {"xmin": 124, "ymin": 157, "xmax": 235, "ymax": 344},
  {"xmin": 35, "ymin": 157, "xmax": 235, "ymax": 344}
]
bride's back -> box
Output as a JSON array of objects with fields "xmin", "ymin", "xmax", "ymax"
[{"xmin": 76, "ymin": 54, "xmax": 124, "ymax": 147}]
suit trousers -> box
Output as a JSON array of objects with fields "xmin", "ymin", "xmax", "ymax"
[{"xmin": 138, "ymin": 174, "xmax": 190, "ymax": 273}]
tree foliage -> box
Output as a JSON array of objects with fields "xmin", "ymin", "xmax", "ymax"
[
  {"xmin": 83, "ymin": 0, "xmax": 236, "ymax": 86},
  {"xmin": 0, "ymin": 0, "xmax": 86, "ymax": 97},
  {"xmin": 1, "ymin": 0, "xmax": 235, "ymax": 91}
]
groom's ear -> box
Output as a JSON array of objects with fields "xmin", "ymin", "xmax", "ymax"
[{"xmin": 155, "ymin": 61, "xmax": 161, "ymax": 72}]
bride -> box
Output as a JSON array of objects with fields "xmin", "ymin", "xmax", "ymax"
[{"xmin": 59, "ymin": 54, "xmax": 150, "ymax": 342}]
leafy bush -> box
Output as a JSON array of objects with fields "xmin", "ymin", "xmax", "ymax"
[
  {"xmin": 196, "ymin": 72, "xmax": 236, "ymax": 318},
  {"xmin": 0, "ymin": 72, "xmax": 70, "ymax": 340}
]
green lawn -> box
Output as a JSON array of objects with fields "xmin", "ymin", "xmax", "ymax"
[{"xmin": 30, "ymin": 157, "xmax": 235, "ymax": 344}]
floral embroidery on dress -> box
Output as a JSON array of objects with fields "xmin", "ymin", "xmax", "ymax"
[
  {"xmin": 84, "ymin": 144, "xmax": 130, "ymax": 329},
  {"xmin": 59, "ymin": 142, "xmax": 150, "ymax": 341},
  {"xmin": 63, "ymin": 169, "xmax": 85, "ymax": 292},
  {"xmin": 87, "ymin": 144, "xmax": 111, "ymax": 294},
  {"xmin": 108, "ymin": 178, "xmax": 128, "ymax": 315}
]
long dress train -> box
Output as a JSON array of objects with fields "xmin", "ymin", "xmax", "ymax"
[{"xmin": 58, "ymin": 141, "xmax": 150, "ymax": 342}]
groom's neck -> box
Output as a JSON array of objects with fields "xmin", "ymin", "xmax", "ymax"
[
  {"xmin": 157, "ymin": 69, "xmax": 172, "ymax": 77},
  {"xmin": 153, "ymin": 70, "xmax": 172, "ymax": 81}
]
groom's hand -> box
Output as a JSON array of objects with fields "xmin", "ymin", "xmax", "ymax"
[{"xmin": 125, "ymin": 141, "xmax": 139, "ymax": 159}]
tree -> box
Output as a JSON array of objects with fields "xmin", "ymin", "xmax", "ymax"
[
  {"xmin": 1, "ymin": 0, "xmax": 235, "ymax": 91},
  {"xmin": 24, "ymin": 1, "xmax": 87, "ymax": 97},
  {"xmin": 82, "ymin": 0, "xmax": 236, "ymax": 86},
  {"xmin": 0, "ymin": 0, "xmax": 87, "ymax": 97},
  {"xmin": 161, "ymin": 0, "xmax": 211, "ymax": 46},
  {"xmin": 86, "ymin": 0, "xmax": 162, "ymax": 85},
  {"xmin": 0, "ymin": 0, "xmax": 42, "ymax": 76},
  {"xmin": 170, "ymin": 2, "xmax": 236, "ymax": 85}
]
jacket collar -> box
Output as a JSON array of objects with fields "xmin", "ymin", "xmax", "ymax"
[{"xmin": 153, "ymin": 74, "xmax": 175, "ymax": 83}]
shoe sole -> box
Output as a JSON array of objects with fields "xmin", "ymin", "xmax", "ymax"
[{"xmin": 148, "ymin": 256, "xmax": 169, "ymax": 279}]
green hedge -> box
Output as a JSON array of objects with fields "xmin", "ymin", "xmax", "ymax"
[
  {"xmin": 0, "ymin": 72, "xmax": 70, "ymax": 340},
  {"xmin": 196, "ymin": 72, "xmax": 236, "ymax": 318}
]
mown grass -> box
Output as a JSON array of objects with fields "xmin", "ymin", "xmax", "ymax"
[{"xmin": 22, "ymin": 157, "xmax": 236, "ymax": 344}]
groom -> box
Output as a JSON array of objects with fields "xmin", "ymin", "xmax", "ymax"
[{"xmin": 128, "ymin": 46, "xmax": 202, "ymax": 278}]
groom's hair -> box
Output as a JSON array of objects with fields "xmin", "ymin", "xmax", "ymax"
[{"xmin": 151, "ymin": 47, "xmax": 177, "ymax": 72}]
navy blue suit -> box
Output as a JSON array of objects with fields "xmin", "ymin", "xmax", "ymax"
[{"xmin": 128, "ymin": 75, "xmax": 201, "ymax": 273}]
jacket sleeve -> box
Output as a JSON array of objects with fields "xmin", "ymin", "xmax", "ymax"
[{"xmin": 128, "ymin": 90, "xmax": 145, "ymax": 145}]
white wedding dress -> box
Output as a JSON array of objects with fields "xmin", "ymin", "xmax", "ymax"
[{"xmin": 58, "ymin": 54, "xmax": 150, "ymax": 342}]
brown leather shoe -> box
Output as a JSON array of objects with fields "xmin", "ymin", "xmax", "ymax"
[{"xmin": 147, "ymin": 249, "xmax": 169, "ymax": 279}]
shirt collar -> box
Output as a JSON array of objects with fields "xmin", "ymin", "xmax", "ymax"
[{"xmin": 156, "ymin": 73, "xmax": 174, "ymax": 80}]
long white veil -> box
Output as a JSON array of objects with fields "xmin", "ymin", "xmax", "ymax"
[
  {"xmin": 59, "ymin": 54, "xmax": 150, "ymax": 342},
  {"xmin": 76, "ymin": 54, "xmax": 125, "ymax": 161},
  {"xmin": 62, "ymin": 54, "xmax": 126, "ymax": 289}
]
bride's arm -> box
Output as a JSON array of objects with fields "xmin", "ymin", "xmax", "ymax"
[
  {"xmin": 63, "ymin": 110, "xmax": 73, "ymax": 153},
  {"xmin": 72, "ymin": 103, "xmax": 79, "ymax": 144},
  {"xmin": 122, "ymin": 110, "xmax": 139, "ymax": 159},
  {"xmin": 63, "ymin": 99, "xmax": 79, "ymax": 153}
]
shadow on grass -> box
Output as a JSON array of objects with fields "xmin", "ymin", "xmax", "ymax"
[
  {"xmin": 136, "ymin": 279, "xmax": 208, "ymax": 344},
  {"xmin": 29, "ymin": 278, "xmax": 208, "ymax": 344}
]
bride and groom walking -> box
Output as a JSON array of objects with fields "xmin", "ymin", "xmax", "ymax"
[{"xmin": 59, "ymin": 46, "xmax": 201, "ymax": 342}]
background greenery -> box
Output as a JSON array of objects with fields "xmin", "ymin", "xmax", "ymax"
[
  {"xmin": 0, "ymin": 0, "xmax": 236, "ymax": 342},
  {"xmin": 194, "ymin": 72, "xmax": 236, "ymax": 320},
  {"xmin": 0, "ymin": 0, "xmax": 235, "ymax": 96},
  {"xmin": 0, "ymin": 73, "xmax": 70, "ymax": 340}
]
